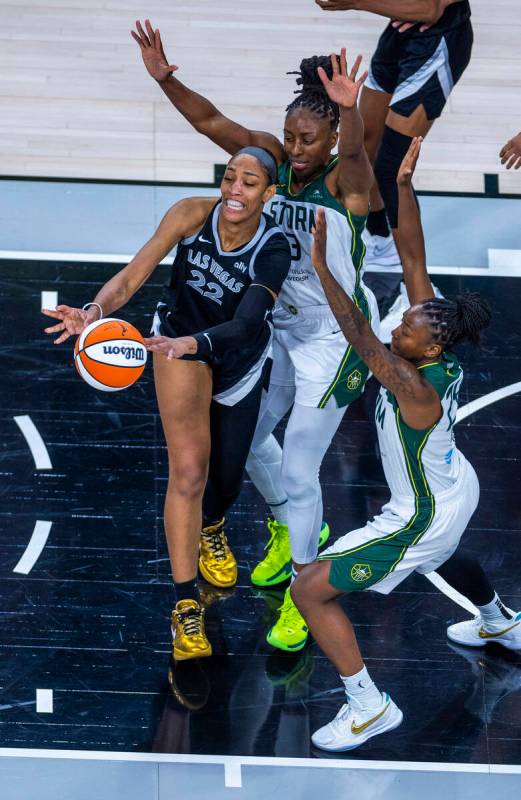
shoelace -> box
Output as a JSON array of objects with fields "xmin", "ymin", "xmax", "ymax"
[
  {"xmin": 264, "ymin": 520, "xmax": 286, "ymax": 553},
  {"xmin": 178, "ymin": 608, "xmax": 203, "ymax": 636},
  {"xmin": 202, "ymin": 529, "xmax": 227, "ymax": 561}
]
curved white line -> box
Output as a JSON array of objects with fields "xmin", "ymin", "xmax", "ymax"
[
  {"xmin": 456, "ymin": 381, "xmax": 521, "ymax": 423},
  {"xmin": 425, "ymin": 380, "xmax": 521, "ymax": 610},
  {"xmin": 13, "ymin": 520, "xmax": 52, "ymax": 575},
  {"xmin": 13, "ymin": 415, "xmax": 52, "ymax": 469}
]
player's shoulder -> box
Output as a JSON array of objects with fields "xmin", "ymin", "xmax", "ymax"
[{"xmin": 260, "ymin": 213, "xmax": 291, "ymax": 251}]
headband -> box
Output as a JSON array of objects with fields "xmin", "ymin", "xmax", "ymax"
[{"xmin": 232, "ymin": 146, "xmax": 278, "ymax": 185}]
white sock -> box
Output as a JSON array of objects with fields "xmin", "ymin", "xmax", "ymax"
[
  {"xmin": 270, "ymin": 500, "xmax": 288, "ymax": 525},
  {"xmin": 478, "ymin": 593, "xmax": 515, "ymax": 628},
  {"xmin": 290, "ymin": 566, "xmax": 298, "ymax": 585},
  {"xmin": 340, "ymin": 666, "xmax": 382, "ymax": 710}
]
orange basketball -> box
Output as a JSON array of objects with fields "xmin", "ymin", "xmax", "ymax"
[{"xmin": 74, "ymin": 318, "xmax": 147, "ymax": 391}]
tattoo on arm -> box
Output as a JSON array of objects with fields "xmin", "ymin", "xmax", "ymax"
[{"xmin": 319, "ymin": 270, "xmax": 423, "ymax": 399}]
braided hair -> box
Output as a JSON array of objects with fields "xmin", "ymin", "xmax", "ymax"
[
  {"xmin": 420, "ymin": 293, "xmax": 492, "ymax": 351},
  {"xmin": 286, "ymin": 55, "xmax": 340, "ymax": 129}
]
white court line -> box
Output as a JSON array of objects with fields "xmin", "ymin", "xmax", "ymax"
[
  {"xmin": 41, "ymin": 291, "xmax": 57, "ymax": 311},
  {"xmin": 3, "ymin": 249, "xmax": 521, "ymax": 277},
  {"xmin": 456, "ymin": 381, "xmax": 521, "ymax": 423},
  {"xmin": 224, "ymin": 761, "xmax": 242, "ymax": 788},
  {"xmin": 0, "ymin": 250, "xmax": 174, "ymax": 266},
  {"xmin": 36, "ymin": 689, "xmax": 53, "ymax": 714},
  {"xmin": 13, "ymin": 520, "xmax": 52, "ymax": 575},
  {"xmin": 0, "ymin": 747, "xmax": 510, "ymax": 774},
  {"xmin": 13, "ymin": 415, "xmax": 52, "ymax": 470},
  {"xmin": 424, "ymin": 380, "xmax": 521, "ymax": 609}
]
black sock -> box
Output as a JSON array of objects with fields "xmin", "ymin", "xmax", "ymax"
[
  {"xmin": 367, "ymin": 208, "xmax": 390, "ymax": 238},
  {"xmin": 173, "ymin": 578, "xmax": 200, "ymax": 604}
]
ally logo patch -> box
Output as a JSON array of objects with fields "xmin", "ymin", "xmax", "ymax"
[{"xmin": 350, "ymin": 563, "xmax": 372, "ymax": 583}]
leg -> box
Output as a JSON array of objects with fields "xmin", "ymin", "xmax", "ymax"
[
  {"xmin": 198, "ymin": 372, "xmax": 268, "ymax": 589},
  {"xmin": 246, "ymin": 334, "xmax": 296, "ymax": 519},
  {"xmin": 265, "ymin": 402, "xmax": 345, "ymax": 651},
  {"xmin": 154, "ymin": 353, "xmax": 212, "ymax": 584},
  {"xmin": 359, "ymin": 85, "xmax": 393, "ymax": 228},
  {"xmin": 436, "ymin": 551, "xmax": 521, "ymax": 650},
  {"xmin": 281, "ymin": 402, "xmax": 346, "ymax": 571},
  {"xmin": 292, "ymin": 563, "xmax": 403, "ymax": 751},
  {"xmin": 153, "ymin": 353, "xmax": 214, "ymax": 660},
  {"xmin": 291, "ymin": 562, "xmax": 362, "ymax": 675}
]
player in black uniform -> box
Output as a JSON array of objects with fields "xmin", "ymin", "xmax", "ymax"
[
  {"xmin": 317, "ymin": 0, "xmax": 473, "ymax": 266},
  {"xmin": 43, "ymin": 147, "xmax": 291, "ymax": 661}
]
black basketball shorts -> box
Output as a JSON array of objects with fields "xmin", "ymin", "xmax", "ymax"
[{"xmin": 366, "ymin": 20, "xmax": 473, "ymax": 120}]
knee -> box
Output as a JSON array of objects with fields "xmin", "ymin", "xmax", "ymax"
[
  {"xmin": 374, "ymin": 126, "xmax": 415, "ymax": 227},
  {"xmin": 281, "ymin": 456, "xmax": 318, "ymax": 504},
  {"xmin": 168, "ymin": 457, "xmax": 207, "ymax": 501},
  {"xmin": 290, "ymin": 563, "xmax": 323, "ymax": 613}
]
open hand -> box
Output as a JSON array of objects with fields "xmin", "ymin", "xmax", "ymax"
[
  {"xmin": 311, "ymin": 208, "xmax": 328, "ymax": 272},
  {"xmin": 43, "ymin": 305, "xmax": 93, "ymax": 344},
  {"xmin": 131, "ymin": 19, "xmax": 178, "ymax": 83},
  {"xmin": 500, "ymin": 133, "xmax": 521, "ymax": 170},
  {"xmin": 143, "ymin": 335, "xmax": 197, "ymax": 360},
  {"xmin": 397, "ymin": 137, "xmax": 423, "ymax": 186},
  {"xmin": 317, "ymin": 48, "xmax": 367, "ymax": 111}
]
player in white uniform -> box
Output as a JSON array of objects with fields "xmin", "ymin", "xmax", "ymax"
[
  {"xmin": 291, "ymin": 138, "xmax": 521, "ymax": 751},
  {"xmin": 132, "ymin": 20, "xmax": 380, "ymax": 651}
]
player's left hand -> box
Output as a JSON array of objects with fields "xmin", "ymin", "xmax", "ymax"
[
  {"xmin": 317, "ymin": 48, "xmax": 367, "ymax": 111},
  {"xmin": 311, "ymin": 208, "xmax": 329, "ymax": 272},
  {"xmin": 143, "ymin": 335, "xmax": 197, "ymax": 359},
  {"xmin": 499, "ymin": 133, "xmax": 521, "ymax": 170}
]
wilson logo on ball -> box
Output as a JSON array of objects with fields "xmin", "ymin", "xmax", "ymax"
[{"xmin": 74, "ymin": 318, "xmax": 147, "ymax": 392}]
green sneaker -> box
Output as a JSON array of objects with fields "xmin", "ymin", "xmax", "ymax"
[
  {"xmin": 266, "ymin": 586, "xmax": 309, "ymax": 652},
  {"xmin": 251, "ymin": 519, "xmax": 291, "ymax": 587},
  {"xmin": 251, "ymin": 520, "xmax": 330, "ymax": 588}
]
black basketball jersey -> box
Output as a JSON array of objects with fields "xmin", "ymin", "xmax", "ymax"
[{"xmin": 158, "ymin": 201, "xmax": 290, "ymax": 386}]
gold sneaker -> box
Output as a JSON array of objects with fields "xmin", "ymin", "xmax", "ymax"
[
  {"xmin": 171, "ymin": 599, "xmax": 212, "ymax": 661},
  {"xmin": 199, "ymin": 518, "xmax": 238, "ymax": 588}
]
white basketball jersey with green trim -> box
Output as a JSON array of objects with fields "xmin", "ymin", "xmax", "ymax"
[
  {"xmin": 264, "ymin": 158, "xmax": 368, "ymax": 316},
  {"xmin": 374, "ymin": 353, "xmax": 465, "ymax": 498}
]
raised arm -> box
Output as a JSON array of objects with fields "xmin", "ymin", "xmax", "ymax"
[
  {"xmin": 315, "ymin": 1, "xmax": 450, "ymax": 24},
  {"xmin": 131, "ymin": 19, "xmax": 285, "ymax": 161},
  {"xmin": 318, "ymin": 49, "xmax": 373, "ymax": 213},
  {"xmin": 396, "ymin": 137, "xmax": 435, "ymax": 306},
  {"xmin": 311, "ymin": 208, "xmax": 440, "ymax": 427},
  {"xmin": 44, "ymin": 198, "xmax": 214, "ymax": 344}
]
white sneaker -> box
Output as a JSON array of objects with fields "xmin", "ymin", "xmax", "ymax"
[
  {"xmin": 447, "ymin": 612, "xmax": 521, "ymax": 650},
  {"xmin": 311, "ymin": 692, "xmax": 403, "ymax": 752},
  {"xmin": 363, "ymin": 232, "xmax": 401, "ymax": 268}
]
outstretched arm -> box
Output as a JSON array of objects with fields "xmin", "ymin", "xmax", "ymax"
[
  {"xmin": 311, "ymin": 208, "xmax": 440, "ymax": 426},
  {"xmin": 315, "ymin": 1, "xmax": 450, "ymax": 24},
  {"xmin": 44, "ymin": 198, "xmax": 214, "ymax": 344},
  {"xmin": 318, "ymin": 49, "xmax": 373, "ymax": 212},
  {"xmin": 396, "ymin": 137, "xmax": 435, "ymax": 306},
  {"xmin": 132, "ymin": 19, "xmax": 285, "ymax": 161}
]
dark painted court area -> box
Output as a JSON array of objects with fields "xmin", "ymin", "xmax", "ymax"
[{"xmin": 2, "ymin": 259, "xmax": 521, "ymax": 765}]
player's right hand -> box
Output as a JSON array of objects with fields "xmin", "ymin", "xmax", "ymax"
[
  {"xmin": 43, "ymin": 305, "xmax": 90, "ymax": 344},
  {"xmin": 500, "ymin": 133, "xmax": 521, "ymax": 170},
  {"xmin": 131, "ymin": 19, "xmax": 178, "ymax": 83},
  {"xmin": 397, "ymin": 137, "xmax": 422, "ymax": 186}
]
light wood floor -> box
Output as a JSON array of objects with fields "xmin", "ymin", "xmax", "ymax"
[{"xmin": 1, "ymin": 0, "xmax": 520, "ymax": 191}]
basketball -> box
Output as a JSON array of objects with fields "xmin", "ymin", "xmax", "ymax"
[{"xmin": 74, "ymin": 318, "xmax": 147, "ymax": 391}]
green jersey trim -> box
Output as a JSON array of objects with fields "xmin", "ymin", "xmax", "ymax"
[{"xmin": 317, "ymin": 285, "xmax": 371, "ymax": 409}]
